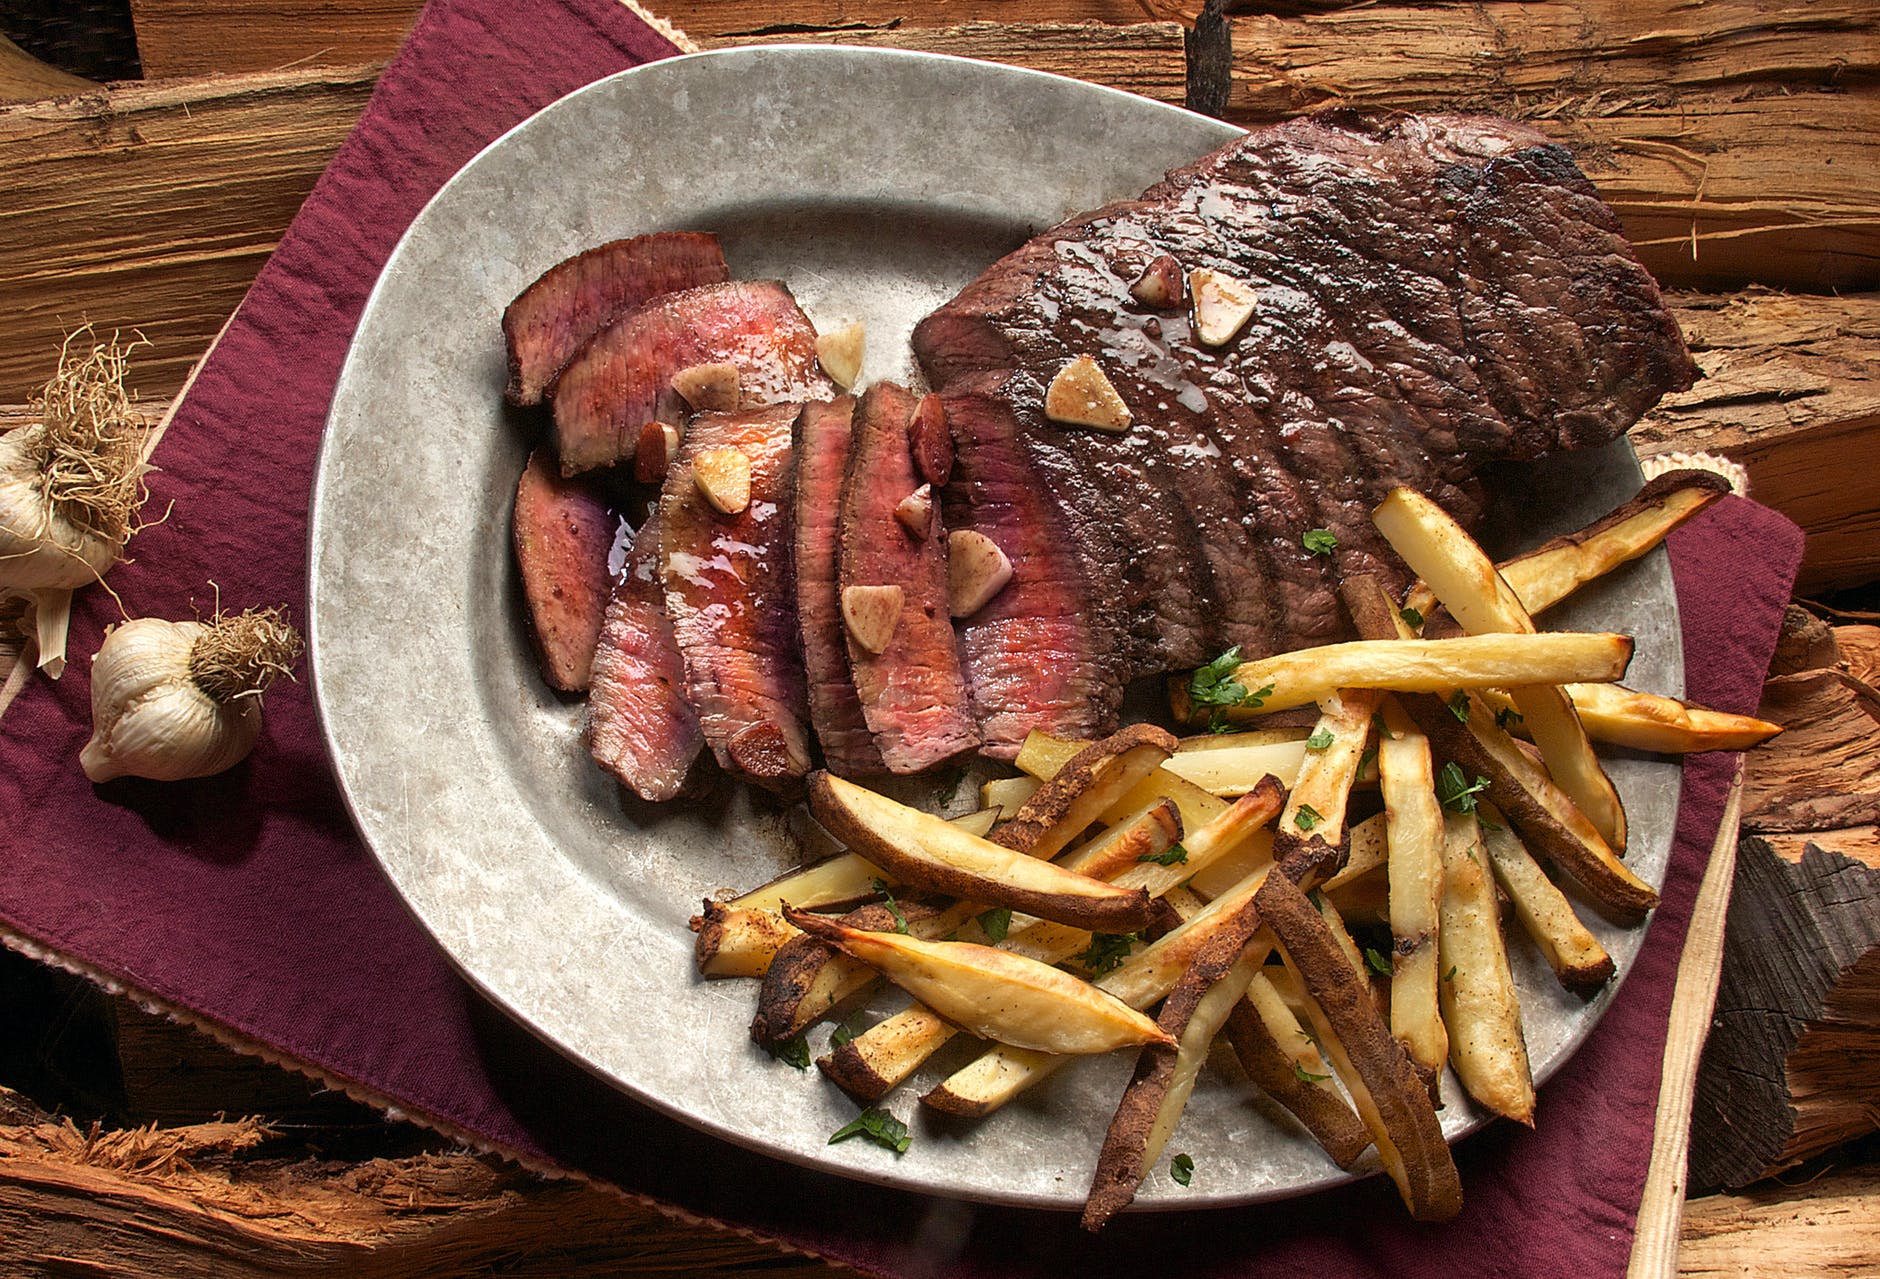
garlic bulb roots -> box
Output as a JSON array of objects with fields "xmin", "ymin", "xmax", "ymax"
[
  {"xmin": 0, "ymin": 332, "xmax": 152, "ymax": 678},
  {"xmin": 82, "ymin": 608, "xmax": 302, "ymax": 783}
]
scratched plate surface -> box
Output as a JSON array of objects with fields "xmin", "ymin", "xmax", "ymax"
[{"xmin": 309, "ymin": 47, "xmax": 1682, "ymax": 1211}]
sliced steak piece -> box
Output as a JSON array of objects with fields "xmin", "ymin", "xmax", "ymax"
[
  {"xmin": 939, "ymin": 389, "xmax": 1118, "ymax": 759},
  {"xmin": 512, "ymin": 445, "xmax": 620, "ymax": 691},
  {"xmin": 659, "ymin": 404, "xmax": 813, "ymax": 791},
  {"xmin": 586, "ymin": 517, "xmax": 707, "ymax": 803},
  {"xmin": 837, "ymin": 382, "xmax": 979, "ymax": 773},
  {"xmin": 914, "ymin": 109, "xmax": 1695, "ymax": 753},
  {"xmin": 793, "ymin": 397, "xmax": 885, "ymax": 776},
  {"xmin": 550, "ymin": 281, "xmax": 832, "ymax": 476},
  {"xmin": 503, "ymin": 232, "xmax": 728, "ymax": 406}
]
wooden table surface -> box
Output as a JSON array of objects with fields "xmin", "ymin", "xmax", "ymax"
[{"xmin": 3, "ymin": 1, "xmax": 1878, "ymax": 1274}]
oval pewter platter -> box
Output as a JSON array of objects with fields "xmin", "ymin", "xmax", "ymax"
[{"xmin": 309, "ymin": 46, "xmax": 1683, "ymax": 1212}]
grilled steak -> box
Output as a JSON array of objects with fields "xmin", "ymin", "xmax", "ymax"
[
  {"xmin": 659, "ymin": 404, "xmax": 814, "ymax": 791},
  {"xmin": 550, "ymin": 280, "xmax": 832, "ymax": 475},
  {"xmin": 838, "ymin": 383, "xmax": 979, "ymax": 773},
  {"xmin": 512, "ymin": 446, "xmax": 620, "ymax": 691},
  {"xmin": 914, "ymin": 110, "xmax": 1696, "ymax": 757},
  {"xmin": 586, "ymin": 517, "xmax": 707, "ymax": 803},
  {"xmin": 793, "ymin": 397, "xmax": 886, "ymax": 776},
  {"xmin": 503, "ymin": 232, "xmax": 728, "ymax": 405}
]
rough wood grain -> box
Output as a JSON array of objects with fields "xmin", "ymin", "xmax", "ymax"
[
  {"xmin": 1679, "ymin": 1163, "xmax": 1880, "ymax": 1278},
  {"xmin": 129, "ymin": 0, "xmax": 421, "ymax": 77},
  {"xmin": 0, "ymin": 64, "xmax": 380, "ymax": 402},
  {"xmin": 1226, "ymin": 0, "xmax": 1880, "ymax": 292},
  {"xmin": 700, "ymin": 22, "xmax": 1187, "ymax": 106},
  {"xmin": 1742, "ymin": 669, "xmax": 1880, "ymax": 835},
  {"xmin": 1637, "ymin": 292, "xmax": 1880, "ymax": 594},
  {"xmin": 0, "ymin": 35, "xmax": 96, "ymax": 104}
]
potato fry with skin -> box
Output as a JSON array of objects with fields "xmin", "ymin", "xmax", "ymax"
[
  {"xmin": 1438, "ymin": 812, "xmax": 1536, "ymax": 1125},
  {"xmin": 783, "ymin": 907, "xmax": 1175, "ymax": 1055},
  {"xmin": 731, "ymin": 808, "xmax": 996, "ymax": 913},
  {"xmin": 693, "ymin": 901, "xmax": 797, "ymax": 978},
  {"xmin": 1016, "ymin": 731, "xmax": 1229, "ymax": 832},
  {"xmin": 1478, "ymin": 682, "xmax": 1781, "ymax": 754},
  {"xmin": 980, "ymin": 775, "xmax": 1040, "ymax": 819},
  {"xmin": 1163, "ymin": 735, "xmax": 1309, "ymax": 796},
  {"xmin": 1477, "ymin": 805, "xmax": 1614, "ymax": 991},
  {"xmin": 1258, "ymin": 866, "xmax": 1463, "ymax": 1221},
  {"xmin": 993, "ymin": 725, "xmax": 1177, "ymax": 859},
  {"xmin": 808, "ymin": 773, "xmax": 1156, "ymax": 934},
  {"xmin": 1057, "ymin": 799, "xmax": 1182, "ymax": 882},
  {"xmin": 1225, "ymin": 972, "xmax": 1371, "ymax": 1169},
  {"xmin": 1374, "ymin": 485, "xmax": 1626, "ymax": 851},
  {"xmin": 1275, "ymin": 689, "xmax": 1380, "ymax": 862},
  {"xmin": 1211, "ymin": 631, "xmax": 1632, "ymax": 715},
  {"xmin": 1084, "ymin": 901, "xmax": 1269, "ymax": 1232},
  {"xmin": 1322, "ymin": 812, "xmax": 1388, "ymax": 892},
  {"xmin": 1376, "ymin": 698, "xmax": 1449, "ymax": 1088}
]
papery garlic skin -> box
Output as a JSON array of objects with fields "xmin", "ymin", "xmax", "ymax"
[
  {"xmin": 0, "ymin": 429, "xmax": 124, "ymax": 679},
  {"xmin": 81, "ymin": 618, "xmax": 263, "ymax": 783}
]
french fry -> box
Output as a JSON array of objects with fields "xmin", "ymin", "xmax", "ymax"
[
  {"xmin": 1477, "ymin": 804, "xmax": 1614, "ymax": 991},
  {"xmin": 1209, "ymin": 631, "xmax": 1632, "ymax": 715},
  {"xmin": 1437, "ymin": 812, "xmax": 1536, "ymax": 1125},
  {"xmin": 1401, "ymin": 690, "xmax": 1658, "ymax": 917},
  {"xmin": 994, "ymin": 725, "xmax": 1178, "ymax": 858},
  {"xmin": 1016, "ymin": 731, "xmax": 1229, "ymax": 832},
  {"xmin": 1376, "ymin": 698, "xmax": 1449, "ymax": 1089},
  {"xmin": 1401, "ymin": 469, "xmax": 1731, "ymax": 622},
  {"xmin": 818, "ymin": 1003, "xmax": 952, "ymax": 1100},
  {"xmin": 1274, "ymin": 688, "xmax": 1380, "ymax": 863},
  {"xmin": 1478, "ymin": 682, "xmax": 1781, "ymax": 754},
  {"xmin": 1496, "ymin": 469, "xmax": 1731, "ymax": 616},
  {"xmin": 1084, "ymin": 899, "xmax": 1269, "ymax": 1231},
  {"xmin": 1257, "ymin": 866, "xmax": 1463, "ymax": 1221},
  {"xmin": 751, "ymin": 897, "xmax": 975, "ymax": 1046},
  {"xmin": 731, "ymin": 807, "xmax": 997, "ymax": 913},
  {"xmin": 1322, "ymin": 812, "xmax": 1388, "ymax": 892},
  {"xmin": 808, "ymin": 773, "xmax": 1157, "ymax": 934},
  {"xmin": 1374, "ymin": 485, "xmax": 1627, "ymax": 851},
  {"xmin": 1163, "ymin": 731, "xmax": 1310, "ymax": 796},
  {"xmin": 980, "ymin": 775, "xmax": 1041, "ymax": 819},
  {"xmin": 783, "ymin": 907, "xmax": 1175, "ymax": 1055},
  {"xmin": 922, "ymin": 844, "xmax": 1339, "ymax": 1117},
  {"xmin": 1224, "ymin": 973, "xmax": 1371, "ymax": 1169},
  {"xmin": 692, "ymin": 901, "xmax": 797, "ymax": 978},
  {"xmin": 1056, "ymin": 799, "xmax": 1183, "ymax": 882}
]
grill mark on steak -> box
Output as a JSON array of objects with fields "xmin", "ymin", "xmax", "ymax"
[
  {"xmin": 503, "ymin": 232, "xmax": 729, "ymax": 406},
  {"xmin": 838, "ymin": 382, "xmax": 979, "ymax": 773},
  {"xmin": 793, "ymin": 396, "xmax": 885, "ymax": 776},
  {"xmin": 939, "ymin": 388, "xmax": 1120, "ymax": 758},
  {"xmin": 659, "ymin": 403, "xmax": 813, "ymax": 792},
  {"xmin": 915, "ymin": 110, "xmax": 1696, "ymax": 754},
  {"xmin": 550, "ymin": 280, "xmax": 832, "ymax": 476},
  {"xmin": 586, "ymin": 517, "xmax": 707, "ymax": 803}
]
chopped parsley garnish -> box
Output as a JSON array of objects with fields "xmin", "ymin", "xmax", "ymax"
[
  {"xmin": 1444, "ymin": 965, "xmax": 1459, "ymax": 984},
  {"xmin": 828, "ymin": 1108, "xmax": 911, "ymax": 1155},
  {"xmin": 1435, "ymin": 762, "xmax": 1491, "ymax": 815},
  {"xmin": 1188, "ymin": 647, "xmax": 1274, "ymax": 732},
  {"xmin": 1307, "ymin": 888, "xmax": 1326, "ymax": 910},
  {"xmin": 1294, "ymin": 1061, "xmax": 1331, "ymax": 1084},
  {"xmin": 1495, "ymin": 706, "xmax": 1525, "ymax": 732},
  {"xmin": 1358, "ymin": 744, "xmax": 1380, "ymax": 776},
  {"xmin": 1364, "ymin": 947, "xmax": 1394, "ymax": 977},
  {"xmin": 1372, "ymin": 711, "xmax": 1394, "ymax": 742},
  {"xmin": 1294, "ymin": 803, "xmax": 1324, "ymax": 832},
  {"xmin": 1303, "ymin": 528, "xmax": 1339, "ymax": 557},
  {"xmin": 1170, "ymin": 1152, "xmax": 1196, "ymax": 1186},
  {"xmin": 1447, "ymin": 690, "xmax": 1472, "ymax": 723},
  {"xmin": 1399, "ymin": 605, "xmax": 1425, "ymax": 629},
  {"xmin": 870, "ymin": 878, "xmax": 909, "ymax": 934},
  {"xmin": 1139, "ymin": 842, "xmax": 1189, "ymax": 867},
  {"xmin": 1306, "ymin": 727, "xmax": 1334, "ymax": 751},
  {"xmin": 936, "ymin": 766, "xmax": 967, "ymax": 806},
  {"xmin": 830, "ymin": 1017, "xmax": 867, "ymax": 1050},
  {"xmin": 769, "ymin": 1036, "xmax": 811, "ymax": 1070},
  {"xmin": 976, "ymin": 907, "xmax": 1012, "ymax": 944},
  {"xmin": 1076, "ymin": 932, "xmax": 1140, "ymax": 976}
]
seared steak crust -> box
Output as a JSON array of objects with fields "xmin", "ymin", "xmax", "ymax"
[{"xmin": 914, "ymin": 110, "xmax": 1695, "ymax": 751}]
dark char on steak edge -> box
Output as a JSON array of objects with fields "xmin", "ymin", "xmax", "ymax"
[{"xmin": 914, "ymin": 109, "xmax": 1696, "ymax": 759}]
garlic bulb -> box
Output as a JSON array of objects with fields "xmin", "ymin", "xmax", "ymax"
[
  {"xmin": 0, "ymin": 333, "xmax": 151, "ymax": 679},
  {"xmin": 81, "ymin": 609, "xmax": 302, "ymax": 783}
]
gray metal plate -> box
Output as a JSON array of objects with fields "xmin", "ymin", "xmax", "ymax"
[{"xmin": 309, "ymin": 46, "xmax": 1683, "ymax": 1212}]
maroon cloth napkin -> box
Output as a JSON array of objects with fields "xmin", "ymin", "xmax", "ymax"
[{"xmin": 0, "ymin": 0, "xmax": 1804, "ymax": 1273}]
